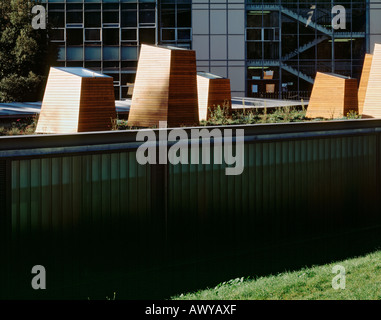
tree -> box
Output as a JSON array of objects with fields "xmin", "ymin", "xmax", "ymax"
[{"xmin": 0, "ymin": 0, "xmax": 57, "ymax": 102}]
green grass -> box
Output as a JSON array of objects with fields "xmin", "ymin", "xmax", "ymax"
[{"xmin": 172, "ymin": 249, "xmax": 381, "ymax": 300}]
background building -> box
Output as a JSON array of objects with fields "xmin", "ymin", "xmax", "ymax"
[{"xmin": 41, "ymin": 0, "xmax": 378, "ymax": 100}]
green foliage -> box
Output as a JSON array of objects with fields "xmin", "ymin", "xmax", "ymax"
[
  {"xmin": 203, "ymin": 103, "xmax": 307, "ymax": 126},
  {"xmin": 0, "ymin": 72, "xmax": 42, "ymax": 102},
  {"xmin": 0, "ymin": 0, "xmax": 57, "ymax": 102},
  {"xmin": 206, "ymin": 103, "xmax": 232, "ymax": 125},
  {"xmin": 346, "ymin": 110, "xmax": 361, "ymax": 120},
  {"xmin": 0, "ymin": 105, "xmax": 362, "ymax": 136},
  {"xmin": 0, "ymin": 115, "xmax": 38, "ymax": 136},
  {"xmin": 173, "ymin": 249, "xmax": 381, "ymax": 300}
]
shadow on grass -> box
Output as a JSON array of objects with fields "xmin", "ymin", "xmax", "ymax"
[{"xmin": 6, "ymin": 224, "xmax": 380, "ymax": 300}]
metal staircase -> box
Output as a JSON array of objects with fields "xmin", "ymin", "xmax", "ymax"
[
  {"xmin": 247, "ymin": 4, "xmax": 365, "ymax": 38},
  {"xmin": 247, "ymin": 59, "xmax": 315, "ymax": 84},
  {"xmin": 246, "ymin": 4, "xmax": 365, "ymax": 84},
  {"xmin": 281, "ymin": 35, "xmax": 328, "ymax": 61}
]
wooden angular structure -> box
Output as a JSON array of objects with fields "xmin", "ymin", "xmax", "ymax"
[
  {"xmin": 358, "ymin": 53, "xmax": 373, "ymax": 115},
  {"xmin": 362, "ymin": 44, "xmax": 381, "ymax": 118},
  {"xmin": 128, "ymin": 44, "xmax": 199, "ymax": 128},
  {"xmin": 36, "ymin": 67, "xmax": 116, "ymax": 134},
  {"xmin": 306, "ymin": 72, "xmax": 358, "ymax": 119},
  {"xmin": 197, "ymin": 72, "xmax": 232, "ymax": 122}
]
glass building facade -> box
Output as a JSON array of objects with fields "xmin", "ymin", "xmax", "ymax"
[
  {"xmin": 41, "ymin": 0, "xmax": 373, "ymax": 100},
  {"xmin": 246, "ymin": 1, "xmax": 368, "ymax": 99},
  {"xmin": 43, "ymin": 0, "xmax": 192, "ymax": 100}
]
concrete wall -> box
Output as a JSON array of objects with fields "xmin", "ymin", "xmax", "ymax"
[{"xmin": 192, "ymin": 0, "xmax": 246, "ymax": 97}]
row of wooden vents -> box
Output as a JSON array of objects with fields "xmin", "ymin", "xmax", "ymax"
[
  {"xmin": 307, "ymin": 43, "xmax": 381, "ymax": 119},
  {"xmin": 36, "ymin": 44, "xmax": 231, "ymax": 133},
  {"xmin": 36, "ymin": 43, "xmax": 381, "ymax": 133}
]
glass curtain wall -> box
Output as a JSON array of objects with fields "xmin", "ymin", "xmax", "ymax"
[
  {"xmin": 246, "ymin": 0, "xmax": 367, "ymax": 100},
  {"xmin": 160, "ymin": 0, "xmax": 192, "ymax": 49}
]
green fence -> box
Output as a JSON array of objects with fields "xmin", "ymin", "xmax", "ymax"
[{"xmin": 1, "ymin": 120, "xmax": 381, "ymax": 298}]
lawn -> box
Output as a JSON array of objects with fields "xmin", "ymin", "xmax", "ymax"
[{"xmin": 172, "ymin": 249, "xmax": 381, "ymax": 300}]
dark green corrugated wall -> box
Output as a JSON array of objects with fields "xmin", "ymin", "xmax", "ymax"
[{"xmin": 1, "ymin": 122, "xmax": 381, "ymax": 298}]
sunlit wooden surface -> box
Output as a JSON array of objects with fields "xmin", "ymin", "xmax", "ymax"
[
  {"xmin": 363, "ymin": 44, "xmax": 381, "ymax": 118},
  {"xmin": 128, "ymin": 44, "xmax": 199, "ymax": 128},
  {"xmin": 36, "ymin": 67, "xmax": 116, "ymax": 134},
  {"xmin": 306, "ymin": 72, "xmax": 358, "ymax": 119},
  {"xmin": 358, "ymin": 54, "xmax": 373, "ymax": 115},
  {"xmin": 197, "ymin": 72, "xmax": 231, "ymax": 122}
]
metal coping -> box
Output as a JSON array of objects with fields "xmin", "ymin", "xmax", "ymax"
[
  {"xmin": 143, "ymin": 44, "xmax": 189, "ymax": 51},
  {"xmin": 319, "ymin": 72, "xmax": 353, "ymax": 80},
  {"xmin": 197, "ymin": 72, "xmax": 225, "ymax": 79},
  {"xmin": 52, "ymin": 67, "xmax": 111, "ymax": 78}
]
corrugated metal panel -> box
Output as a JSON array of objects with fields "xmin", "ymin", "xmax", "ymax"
[
  {"xmin": 11, "ymin": 152, "xmax": 152, "ymax": 233},
  {"xmin": 166, "ymin": 134, "xmax": 381, "ymax": 259},
  {"xmin": 8, "ymin": 151, "xmax": 155, "ymax": 297},
  {"xmin": 0, "ymin": 159, "xmax": 9, "ymax": 295},
  {"xmin": 2, "ymin": 120, "xmax": 381, "ymax": 297}
]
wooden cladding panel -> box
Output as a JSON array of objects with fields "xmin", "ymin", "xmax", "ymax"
[
  {"xmin": 363, "ymin": 44, "xmax": 381, "ymax": 118},
  {"xmin": 344, "ymin": 79, "xmax": 359, "ymax": 116},
  {"xmin": 78, "ymin": 77, "xmax": 116, "ymax": 132},
  {"xmin": 36, "ymin": 68, "xmax": 116, "ymax": 134},
  {"xmin": 306, "ymin": 72, "xmax": 358, "ymax": 119},
  {"xmin": 197, "ymin": 76, "xmax": 210, "ymax": 121},
  {"xmin": 209, "ymin": 79, "xmax": 231, "ymax": 108},
  {"xmin": 168, "ymin": 50, "xmax": 199, "ymax": 127},
  {"xmin": 36, "ymin": 68, "xmax": 82, "ymax": 133},
  {"xmin": 197, "ymin": 75, "xmax": 231, "ymax": 122},
  {"xmin": 358, "ymin": 54, "xmax": 373, "ymax": 115},
  {"xmin": 128, "ymin": 45, "xmax": 199, "ymax": 128},
  {"xmin": 128, "ymin": 45, "xmax": 171, "ymax": 127}
]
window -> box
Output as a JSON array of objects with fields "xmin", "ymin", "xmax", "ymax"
[
  {"xmin": 121, "ymin": 11, "xmax": 137, "ymax": 27},
  {"xmin": 85, "ymin": 29, "xmax": 101, "ymax": 42},
  {"xmin": 85, "ymin": 12, "xmax": 101, "ymax": 28},
  {"xmin": 51, "ymin": 29, "xmax": 65, "ymax": 41},
  {"xmin": 103, "ymin": 48, "xmax": 120, "ymax": 61},
  {"xmin": 162, "ymin": 29, "xmax": 175, "ymax": 41},
  {"xmin": 139, "ymin": 28, "xmax": 155, "ymax": 44},
  {"xmin": 139, "ymin": 3, "xmax": 156, "ymax": 25},
  {"xmin": 49, "ymin": 12, "xmax": 65, "ymax": 28},
  {"xmin": 177, "ymin": 4, "xmax": 191, "ymax": 28},
  {"xmin": 103, "ymin": 29, "xmax": 119, "ymax": 46},
  {"xmin": 122, "ymin": 46, "xmax": 138, "ymax": 60},
  {"xmin": 121, "ymin": 29, "xmax": 137, "ymax": 42},
  {"xmin": 85, "ymin": 47, "xmax": 101, "ymax": 61},
  {"xmin": 177, "ymin": 29, "xmax": 191, "ymax": 41},
  {"xmin": 66, "ymin": 29, "xmax": 83, "ymax": 45},
  {"xmin": 66, "ymin": 4, "xmax": 83, "ymax": 25},
  {"xmin": 161, "ymin": 4, "xmax": 175, "ymax": 27},
  {"xmin": 103, "ymin": 3, "xmax": 119, "ymax": 25},
  {"xmin": 160, "ymin": 1, "xmax": 191, "ymax": 46},
  {"xmin": 66, "ymin": 47, "xmax": 83, "ymax": 61}
]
